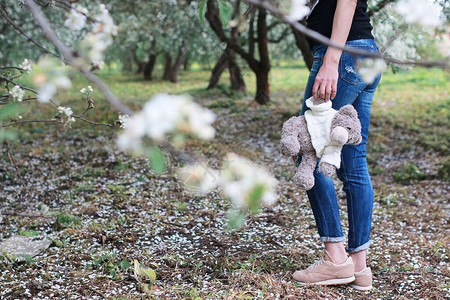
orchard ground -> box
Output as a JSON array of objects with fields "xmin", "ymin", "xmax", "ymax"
[{"xmin": 0, "ymin": 64, "xmax": 449, "ymax": 299}]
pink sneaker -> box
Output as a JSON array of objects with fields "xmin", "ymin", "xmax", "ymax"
[
  {"xmin": 293, "ymin": 250, "xmax": 355, "ymax": 286},
  {"xmin": 351, "ymin": 267, "xmax": 373, "ymax": 291}
]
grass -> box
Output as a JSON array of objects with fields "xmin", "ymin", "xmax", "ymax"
[{"xmin": 1, "ymin": 64, "xmax": 449, "ymax": 298}]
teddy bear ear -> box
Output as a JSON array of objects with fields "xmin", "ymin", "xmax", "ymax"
[{"xmin": 340, "ymin": 105, "xmax": 358, "ymax": 118}]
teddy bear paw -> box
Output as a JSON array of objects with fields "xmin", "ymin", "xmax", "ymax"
[
  {"xmin": 294, "ymin": 173, "xmax": 315, "ymax": 191},
  {"xmin": 319, "ymin": 162, "xmax": 336, "ymax": 177}
]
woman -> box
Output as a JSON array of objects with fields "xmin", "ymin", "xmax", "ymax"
[{"xmin": 292, "ymin": 0, "xmax": 380, "ymax": 291}]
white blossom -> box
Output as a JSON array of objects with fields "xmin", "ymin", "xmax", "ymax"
[
  {"xmin": 64, "ymin": 5, "xmax": 88, "ymax": 31},
  {"xmin": 81, "ymin": 33, "xmax": 108, "ymax": 64},
  {"xmin": 177, "ymin": 163, "xmax": 219, "ymax": 195},
  {"xmin": 141, "ymin": 94, "xmax": 216, "ymax": 140},
  {"xmin": 357, "ymin": 58, "xmax": 387, "ymax": 84},
  {"xmin": 118, "ymin": 114, "xmax": 129, "ymax": 129},
  {"xmin": 372, "ymin": 21, "xmax": 420, "ymax": 62},
  {"xmin": 52, "ymin": 76, "xmax": 72, "ymax": 89},
  {"xmin": 117, "ymin": 94, "xmax": 216, "ymax": 153},
  {"xmin": 220, "ymin": 153, "xmax": 278, "ymax": 208},
  {"xmin": 37, "ymin": 83, "xmax": 56, "ymax": 103},
  {"xmin": 18, "ymin": 59, "xmax": 32, "ymax": 73},
  {"xmin": 80, "ymin": 85, "xmax": 93, "ymax": 95},
  {"xmin": 117, "ymin": 114, "xmax": 146, "ymax": 152},
  {"xmin": 9, "ymin": 85, "xmax": 25, "ymax": 102},
  {"xmin": 94, "ymin": 4, "xmax": 118, "ymax": 36},
  {"xmin": 287, "ymin": 0, "xmax": 310, "ymax": 22},
  {"xmin": 395, "ymin": 0, "xmax": 443, "ymax": 27},
  {"xmin": 58, "ymin": 106, "xmax": 73, "ymax": 117},
  {"xmin": 80, "ymin": 4, "xmax": 117, "ymax": 65}
]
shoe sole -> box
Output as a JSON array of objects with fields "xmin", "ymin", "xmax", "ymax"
[
  {"xmin": 351, "ymin": 283, "xmax": 373, "ymax": 291},
  {"xmin": 295, "ymin": 275, "xmax": 355, "ymax": 286}
]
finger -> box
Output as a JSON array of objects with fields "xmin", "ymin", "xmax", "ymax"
[
  {"xmin": 325, "ymin": 84, "xmax": 332, "ymax": 101},
  {"xmin": 312, "ymin": 80, "xmax": 319, "ymax": 100},
  {"xmin": 331, "ymin": 82, "xmax": 338, "ymax": 99},
  {"xmin": 319, "ymin": 84, "xmax": 326, "ymax": 101}
]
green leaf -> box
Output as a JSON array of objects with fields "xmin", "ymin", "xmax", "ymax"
[
  {"xmin": 120, "ymin": 260, "xmax": 131, "ymax": 269},
  {"xmin": 0, "ymin": 103, "xmax": 21, "ymax": 120},
  {"xmin": 18, "ymin": 230, "xmax": 40, "ymax": 237},
  {"xmin": 133, "ymin": 259, "xmax": 157, "ymax": 283},
  {"xmin": 17, "ymin": 254, "xmax": 32, "ymax": 263},
  {"xmin": 139, "ymin": 267, "xmax": 157, "ymax": 282},
  {"xmin": 148, "ymin": 146, "xmax": 166, "ymax": 174},
  {"xmin": 227, "ymin": 210, "xmax": 247, "ymax": 230},
  {"xmin": 134, "ymin": 259, "xmax": 140, "ymax": 278},
  {"xmin": 0, "ymin": 129, "xmax": 17, "ymax": 142},
  {"xmin": 218, "ymin": 1, "xmax": 233, "ymax": 27},
  {"xmin": 248, "ymin": 184, "xmax": 265, "ymax": 215},
  {"xmin": 198, "ymin": 0, "xmax": 207, "ymax": 22}
]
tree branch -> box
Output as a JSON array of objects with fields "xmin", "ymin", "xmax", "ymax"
[
  {"xmin": 266, "ymin": 20, "xmax": 281, "ymax": 31},
  {"xmin": 380, "ymin": 24, "xmax": 408, "ymax": 54},
  {"xmin": 0, "ymin": 2, "xmax": 60, "ymax": 59},
  {"xmin": 248, "ymin": 10, "xmax": 256, "ymax": 58},
  {"xmin": 368, "ymin": 0, "xmax": 398, "ymax": 18},
  {"xmin": 268, "ymin": 27, "xmax": 289, "ymax": 43},
  {"xmin": 2, "ymin": 119, "xmax": 59, "ymax": 128},
  {"xmin": 0, "ymin": 66, "xmax": 25, "ymax": 71},
  {"xmin": 0, "ymin": 74, "xmax": 39, "ymax": 94},
  {"xmin": 23, "ymin": 0, "xmax": 134, "ymax": 115},
  {"xmin": 72, "ymin": 115, "xmax": 113, "ymax": 127},
  {"xmin": 242, "ymin": 0, "xmax": 449, "ymax": 69},
  {"xmin": 206, "ymin": 0, "xmax": 259, "ymax": 71}
]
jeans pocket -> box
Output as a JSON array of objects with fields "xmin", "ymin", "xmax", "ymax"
[{"xmin": 340, "ymin": 45, "xmax": 374, "ymax": 85}]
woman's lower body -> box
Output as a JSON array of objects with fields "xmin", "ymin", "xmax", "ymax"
[{"xmin": 293, "ymin": 39, "xmax": 381, "ymax": 290}]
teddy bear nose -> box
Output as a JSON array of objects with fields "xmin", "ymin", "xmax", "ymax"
[{"xmin": 331, "ymin": 126, "xmax": 349, "ymax": 145}]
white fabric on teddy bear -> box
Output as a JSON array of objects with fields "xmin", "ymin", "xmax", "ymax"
[{"xmin": 304, "ymin": 97, "xmax": 343, "ymax": 168}]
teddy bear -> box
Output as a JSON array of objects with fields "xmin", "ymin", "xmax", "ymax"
[{"xmin": 281, "ymin": 96, "xmax": 362, "ymax": 190}]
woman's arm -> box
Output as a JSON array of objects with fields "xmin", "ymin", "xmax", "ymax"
[{"xmin": 312, "ymin": 0, "xmax": 357, "ymax": 101}]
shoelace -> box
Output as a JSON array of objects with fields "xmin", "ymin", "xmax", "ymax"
[{"xmin": 306, "ymin": 258, "xmax": 324, "ymax": 270}]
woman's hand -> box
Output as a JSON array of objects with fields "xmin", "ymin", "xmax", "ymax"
[
  {"xmin": 312, "ymin": 60, "xmax": 339, "ymax": 101},
  {"xmin": 312, "ymin": 0, "xmax": 358, "ymax": 102}
]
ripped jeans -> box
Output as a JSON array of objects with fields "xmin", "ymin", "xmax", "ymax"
[{"xmin": 298, "ymin": 39, "xmax": 381, "ymax": 253}]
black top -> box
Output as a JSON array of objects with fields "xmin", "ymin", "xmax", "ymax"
[{"xmin": 306, "ymin": 0, "xmax": 374, "ymax": 48}]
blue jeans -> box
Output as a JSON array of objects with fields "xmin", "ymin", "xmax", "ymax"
[{"xmin": 298, "ymin": 39, "xmax": 381, "ymax": 253}]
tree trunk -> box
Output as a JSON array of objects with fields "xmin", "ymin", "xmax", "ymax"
[
  {"xmin": 144, "ymin": 39, "xmax": 157, "ymax": 80},
  {"xmin": 255, "ymin": 67, "xmax": 270, "ymax": 105},
  {"xmin": 132, "ymin": 47, "xmax": 145, "ymax": 74},
  {"xmin": 206, "ymin": 0, "xmax": 268, "ymax": 103},
  {"xmin": 292, "ymin": 25, "xmax": 313, "ymax": 70},
  {"xmin": 136, "ymin": 62, "xmax": 145, "ymax": 74},
  {"xmin": 183, "ymin": 56, "xmax": 190, "ymax": 71},
  {"xmin": 228, "ymin": 50, "xmax": 246, "ymax": 93},
  {"xmin": 163, "ymin": 54, "xmax": 172, "ymax": 81},
  {"xmin": 168, "ymin": 39, "xmax": 188, "ymax": 83},
  {"xmin": 208, "ymin": 46, "xmax": 246, "ymax": 92},
  {"xmin": 255, "ymin": 8, "xmax": 270, "ymax": 105},
  {"xmin": 207, "ymin": 51, "xmax": 229, "ymax": 90}
]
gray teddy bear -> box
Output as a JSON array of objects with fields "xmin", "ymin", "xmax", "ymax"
[{"xmin": 281, "ymin": 97, "xmax": 362, "ymax": 190}]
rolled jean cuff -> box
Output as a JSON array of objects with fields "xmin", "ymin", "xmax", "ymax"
[
  {"xmin": 347, "ymin": 240, "xmax": 371, "ymax": 253},
  {"xmin": 319, "ymin": 236, "xmax": 345, "ymax": 243}
]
